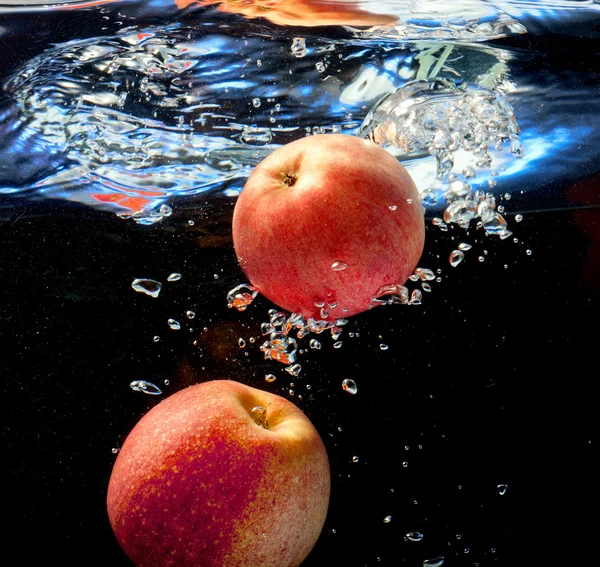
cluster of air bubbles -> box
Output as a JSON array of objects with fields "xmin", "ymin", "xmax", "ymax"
[
  {"xmin": 227, "ymin": 283, "xmax": 259, "ymax": 311},
  {"xmin": 257, "ymin": 308, "xmax": 348, "ymax": 376},
  {"xmin": 359, "ymin": 80, "xmax": 523, "ymax": 237},
  {"xmin": 370, "ymin": 266, "xmax": 437, "ymax": 307},
  {"xmin": 129, "ymin": 380, "xmax": 162, "ymax": 396}
]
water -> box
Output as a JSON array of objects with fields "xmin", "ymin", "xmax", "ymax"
[{"xmin": 1, "ymin": 1, "xmax": 598, "ymax": 566}]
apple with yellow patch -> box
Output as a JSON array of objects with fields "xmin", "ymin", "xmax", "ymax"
[
  {"xmin": 107, "ymin": 380, "xmax": 330, "ymax": 567},
  {"xmin": 232, "ymin": 134, "xmax": 425, "ymax": 320}
]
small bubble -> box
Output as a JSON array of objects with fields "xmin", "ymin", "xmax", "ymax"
[
  {"xmin": 402, "ymin": 461, "xmax": 408, "ymax": 467},
  {"xmin": 497, "ymin": 483, "xmax": 508, "ymax": 495},
  {"xmin": 285, "ymin": 363, "xmax": 302, "ymax": 377},
  {"xmin": 406, "ymin": 531, "xmax": 423, "ymax": 542},
  {"xmin": 380, "ymin": 344, "xmax": 389, "ymax": 351},
  {"xmin": 478, "ymin": 256, "xmax": 485, "ymax": 262},
  {"xmin": 186, "ymin": 310, "xmax": 196, "ymax": 319},
  {"xmin": 352, "ymin": 456, "xmax": 359, "ymax": 463},
  {"xmin": 153, "ymin": 336, "xmax": 160, "ymax": 342},
  {"xmin": 265, "ymin": 374, "xmax": 276, "ymax": 383},
  {"xmin": 450, "ymin": 250, "xmax": 465, "ymax": 267},
  {"xmin": 238, "ymin": 338, "xmax": 246, "ymax": 348},
  {"xmin": 130, "ymin": 380, "xmax": 163, "ymax": 396},
  {"xmin": 214, "ymin": 274, "xmax": 219, "ymax": 279},
  {"xmin": 504, "ymin": 193, "xmax": 512, "ymax": 200},
  {"xmin": 333, "ymin": 341, "xmax": 343, "ymax": 349},
  {"xmin": 164, "ymin": 379, "xmax": 170, "ymax": 386},
  {"xmin": 315, "ymin": 61, "xmax": 325, "ymax": 73},
  {"xmin": 168, "ymin": 319, "xmax": 181, "ymax": 330},
  {"xmin": 167, "ymin": 273, "xmax": 181, "ymax": 282},
  {"xmin": 526, "ymin": 249, "xmax": 532, "ymax": 255},
  {"xmin": 515, "ymin": 214, "xmax": 523, "ymax": 222},
  {"xmin": 132, "ymin": 278, "xmax": 162, "ymax": 298},
  {"xmin": 342, "ymin": 378, "xmax": 358, "ymax": 394},
  {"xmin": 383, "ymin": 516, "xmax": 392, "ymax": 523},
  {"xmin": 310, "ymin": 339, "xmax": 321, "ymax": 350},
  {"xmin": 291, "ymin": 37, "xmax": 307, "ymax": 58},
  {"xmin": 331, "ymin": 261, "xmax": 348, "ymax": 271},
  {"xmin": 188, "ymin": 219, "xmax": 195, "ymax": 226},
  {"xmin": 111, "ymin": 447, "xmax": 120, "ymax": 454},
  {"xmin": 423, "ymin": 558, "xmax": 445, "ymax": 567}
]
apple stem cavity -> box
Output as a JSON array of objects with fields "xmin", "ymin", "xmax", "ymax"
[
  {"xmin": 250, "ymin": 405, "xmax": 269, "ymax": 429},
  {"xmin": 280, "ymin": 171, "xmax": 297, "ymax": 187}
]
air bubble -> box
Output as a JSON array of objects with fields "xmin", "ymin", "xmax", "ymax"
[
  {"xmin": 130, "ymin": 380, "xmax": 163, "ymax": 395},
  {"xmin": 515, "ymin": 214, "xmax": 523, "ymax": 222},
  {"xmin": 132, "ymin": 278, "xmax": 161, "ymax": 298},
  {"xmin": 186, "ymin": 310, "xmax": 195, "ymax": 319},
  {"xmin": 342, "ymin": 379, "xmax": 358, "ymax": 394},
  {"xmin": 383, "ymin": 516, "xmax": 392, "ymax": 523},
  {"xmin": 227, "ymin": 284, "xmax": 258, "ymax": 311},
  {"xmin": 406, "ymin": 531, "xmax": 423, "ymax": 542},
  {"xmin": 265, "ymin": 374, "xmax": 276, "ymax": 383},
  {"xmin": 285, "ymin": 363, "xmax": 302, "ymax": 377},
  {"xmin": 168, "ymin": 319, "xmax": 181, "ymax": 330},
  {"xmin": 331, "ymin": 261, "xmax": 348, "ymax": 271},
  {"xmin": 497, "ymin": 483, "xmax": 508, "ymax": 495},
  {"xmin": 252, "ymin": 98, "xmax": 261, "ymax": 108},
  {"xmin": 291, "ymin": 37, "xmax": 307, "ymax": 58},
  {"xmin": 450, "ymin": 250, "xmax": 465, "ymax": 267},
  {"xmin": 167, "ymin": 273, "xmax": 181, "ymax": 282}
]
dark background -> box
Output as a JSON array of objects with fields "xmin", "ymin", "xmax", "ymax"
[{"xmin": 1, "ymin": 191, "xmax": 597, "ymax": 566}]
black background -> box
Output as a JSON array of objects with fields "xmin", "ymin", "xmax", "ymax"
[{"xmin": 1, "ymin": 193, "xmax": 597, "ymax": 566}]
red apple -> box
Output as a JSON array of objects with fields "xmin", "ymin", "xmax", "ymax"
[
  {"xmin": 107, "ymin": 380, "xmax": 330, "ymax": 567},
  {"xmin": 232, "ymin": 134, "xmax": 425, "ymax": 320}
]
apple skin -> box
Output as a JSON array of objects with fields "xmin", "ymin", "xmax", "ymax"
[
  {"xmin": 107, "ymin": 380, "xmax": 330, "ymax": 567},
  {"xmin": 232, "ymin": 134, "xmax": 425, "ymax": 320}
]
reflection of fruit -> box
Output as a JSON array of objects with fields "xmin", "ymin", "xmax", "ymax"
[
  {"xmin": 232, "ymin": 134, "xmax": 425, "ymax": 320},
  {"xmin": 107, "ymin": 380, "xmax": 330, "ymax": 567},
  {"xmin": 175, "ymin": 0, "xmax": 397, "ymax": 27}
]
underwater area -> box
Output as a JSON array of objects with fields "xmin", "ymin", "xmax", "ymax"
[{"xmin": 1, "ymin": 0, "xmax": 598, "ymax": 565}]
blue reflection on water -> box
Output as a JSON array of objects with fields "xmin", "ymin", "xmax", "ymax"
[{"xmin": 0, "ymin": 2, "xmax": 598, "ymax": 219}]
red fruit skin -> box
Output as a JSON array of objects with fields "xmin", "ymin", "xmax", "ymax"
[
  {"xmin": 232, "ymin": 134, "xmax": 425, "ymax": 320},
  {"xmin": 107, "ymin": 380, "xmax": 330, "ymax": 567}
]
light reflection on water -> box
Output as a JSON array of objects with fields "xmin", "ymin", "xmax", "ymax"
[{"xmin": 0, "ymin": 0, "xmax": 599, "ymax": 222}]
